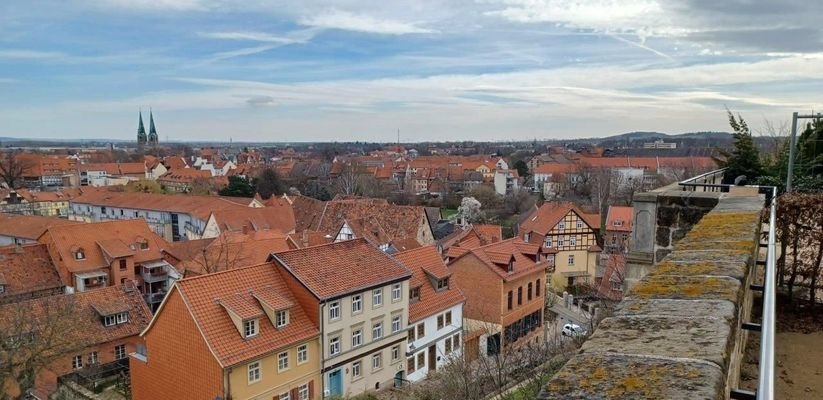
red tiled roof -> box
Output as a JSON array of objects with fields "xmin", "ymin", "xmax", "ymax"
[
  {"xmin": 210, "ymin": 205, "xmax": 296, "ymax": 235},
  {"xmin": 0, "ymin": 244, "xmax": 63, "ymax": 297},
  {"xmin": 70, "ymin": 190, "xmax": 251, "ymax": 221},
  {"xmin": 272, "ymin": 238, "xmax": 411, "ymax": 300},
  {"xmin": 606, "ymin": 206, "xmax": 634, "ymax": 233},
  {"xmin": 171, "ymin": 231, "xmax": 293, "ymax": 277},
  {"xmin": 0, "ymin": 213, "xmax": 80, "ymax": 240},
  {"xmin": 394, "ymin": 246, "xmax": 465, "ymax": 323},
  {"xmin": 518, "ymin": 202, "xmax": 598, "ymax": 236},
  {"xmin": 451, "ymin": 238, "xmax": 546, "ymax": 282},
  {"xmin": 171, "ymin": 262, "xmax": 319, "ymax": 366}
]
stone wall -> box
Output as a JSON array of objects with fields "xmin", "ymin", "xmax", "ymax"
[{"xmin": 538, "ymin": 194, "xmax": 763, "ymax": 400}]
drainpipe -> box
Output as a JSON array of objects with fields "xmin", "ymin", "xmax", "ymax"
[{"xmin": 320, "ymin": 301, "xmax": 326, "ymax": 397}]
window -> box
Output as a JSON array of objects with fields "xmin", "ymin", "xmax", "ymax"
[
  {"xmin": 507, "ymin": 291, "xmax": 513, "ymax": 310},
  {"xmin": 453, "ymin": 333, "xmax": 461, "ymax": 349},
  {"xmin": 576, "ymin": 220, "xmax": 583, "ymax": 229},
  {"xmin": 558, "ymin": 221, "xmax": 565, "ymax": 229},
  {"xmin": 611, "ymin": 281, "xmax": 623, "ymax": 292},
  {"xmin": 417, "ymin": 323, "xmax": 425, "ymax": 338},
  {"xmin": 445, "ymin": 337, "xmax": 452, "ymax": 354},
  {"xmin": 352, "ymin": 360, "xmax": 361, "ymax": 378},
  {"xmin": 276, "ymin": 310, "xmax": 289, "ymax": 328},
  {"xmin": 558, "ymin": 237, "xmax": 564, "ymax": 247},
  {"xmin": 391, "ymin": 345, "xmax": 400, "ymax": 361},
  {"xmin": 119, "ymin": 259, "xmax": 127, "ymax": 271},
  {"xmin": 101, "ymin": 206, "xmax": 107, "ymax": 215},
  {"xmin": 72, "ymin": 355, "xmax": 83, "ymax": 369},
  {"xmin": 416, "ymin": 352, "xmax": 425, "ymax": 370},
  {"xmin": 570, "ymin": 236, "xmax": 577, "ymax": 246},
  {"xmin": 507, "ymin": 260, "xmax": 513, "ymax": 273},
  {"xmin": 517, "ymin": 287, "xmax": 523, "ymax": 306},
  {"xmin": 116, "ymin": 312, "xmax": 128, "ymax": 324},
  {"xmin": 548, "ymin": 255, "xmax": 555, "ymax": 265},
  {"xmin": 392, "ymin": 315, "xmax": 402, "ymax": 333},
  {"xmin": 104, "ymin": 315, "xmax": 116, "ymax": 327},
  {"xmin": 373, "ymin": 288, "xmax": 383, "ymax": 307},
  {"xmin": 568, "ymin": 254, "xmax": 575, "ymax": 265},
  {"xmin": 298, "ymin": 384, "xmax": 309, "ymax": 400},
  {"xmin": 372, "ymin": 353, "xmax": 382, "ymax": 371},
  {"xmin": 244, "ymin": 319, "xmax": 259, "ymax": 338},
  {"xmin": 436, "ymin": 278, "xmax": 449, "ymax": 290},
  {"xmin": 410, "ymin": 286, "xmax": 421, "ymax": 302},
  {"xmin": 247, "ymin": 361, "xmax": 261, "ymax": 383},
  {"xmin": 329, "ymin": 301, "xmax": 340, "ymax": 321},
  {"xmin": 392, "ymin": 283, "xmax": 402, "ymax": 302},
  {"xmin": 437, "ymin": 314, "xmax": 444, "ymax": 330},
  {"xmin": 544, "ymin": 237, "xmax": 552, "ymax": 247},
  {"xmin": 115, "ymin": 344, "xmax": 126, "ymax": 360},
  {"xmin": 74, "ymin": 249, "xmax": 85, "ymax": 260},
  {"xmin": 139, "ymin": 239, "xmax": 149, "ymax": 250},
  {"xmin": 88, "ymin": 351, "xmax": 98, "ymax": 365},
  {"xmin": 612, "ymin": 235, "xmax": 617, "ymax": 244},
  {"xmin": 278, "ymin": 351, "xmax": 289, "ymax": 371},
  {"xmin": 279, "ymin": 392, "xmax": 290, "ymax": 400},
  {"xmin": 445, "ymin": 311, "xmax": 452, "ymax": 326},
  {"xmin": 528, "ymin": 283, "xmax": 533, "ymax": 301},
  {"xmin": 524, "ymin": 233, "xmax": 530, "ymax": 242},
  {"xmin": 622, "ymin": 233, "xmax": 628, "ymax": 242},
  {"xmin": 297, "ymin": 344, "xmax": 308, "ymax": 364},
  {"xmin": 408, "ymin": 327, "xmax": 416, "ymax": 343},
  {"xmin": 352, "ymin": 328, "xmax": 363, "ymax": 347},
  {"xmin": 407, "ymin": 358, "xmax": 415, "ymax": 374},
  {"xmin": 372, "ymin": 321, "xmax": 383, "ymax": 340},
  {"xmin": 536, "ymin": 279, "xmax": 541, "ymax": 296},
  {"xmin": 329, "ymin": 337, "xmax": 340, "ymax": 355},
  {"xmin": 351, "ymin": 294, "xmax": 362, "ymax": 314}
]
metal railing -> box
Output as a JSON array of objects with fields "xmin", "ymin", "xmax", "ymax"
[{"xmin": 678, "ymin": 170, "xmax": 777, "ymax": 400}]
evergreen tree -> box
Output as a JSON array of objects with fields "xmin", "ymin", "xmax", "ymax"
[
  {"xmin": 717, "ymin": 111, "xmax": 764, "ymax": 184},
  {"xmin": 218, "ymin": 176, "xmax": 255, "ymax": 197},
  {"xmin": 254, "ymin": 168, "xmax": 286, "ymax": 199}
]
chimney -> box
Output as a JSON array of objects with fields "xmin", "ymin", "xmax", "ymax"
[
  {"xmin": 242, "ymin": 224, "xmax": 249, "ymax": 235},
  {"xmin": 302, "ymin": 230, "xmax": 309, "ymax": 247}
]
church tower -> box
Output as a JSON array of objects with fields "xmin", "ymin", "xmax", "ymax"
[
  {"xmin": 137, "ymin": 111, "xmax": 147, "ymax": 146},
  {"xmin": 148, "ymin": 110, "xmax": 159, "ymax": 146}
]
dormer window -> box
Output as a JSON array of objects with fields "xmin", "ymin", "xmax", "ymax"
[
  {"xmin": 103, "ymin": 312, "xmax": 129, "ymax": 327},
  {"xmin": 137, "ymin": 237, "xmax": 149, "ymax": 250},
  {"xmin": 244, "ymin": 319, "xmax": 259, "ymax": 338},
  {"xmin": 507, "ymin": 260, "xmax": 514, "ymax": 273},
  {"xmin": 275, "ymin": 310, "xmax": 289, "ymax": 328},
  {"xmin": 614, "ymin": 220, "xmax": 623, "ymax": 227},
  {"xmin": 74, "ymin": 248, "xmax": 86, "ymax": 260},
  {"xmin": 409, "ymin": 286, "xmax": 421, "ymax": 302},
  {"xmin": 436, "ymin": 278, "xmax": 449, "ymax": 291},
  {"xmin": 524, "ymin": 233, "xmax": 530, "ymax": 242}
]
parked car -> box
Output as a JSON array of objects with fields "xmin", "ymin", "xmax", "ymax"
[{"xmin": 562, "ymin": 323, "xmax": 587, "ymax": 337}]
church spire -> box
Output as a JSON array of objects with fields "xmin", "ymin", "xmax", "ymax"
[
  {"xmin": 137, "ymin": 110, "xmax": 147, "ymax": 145},
  {"xmin": 148, "ymin": 109, "xmax": 158, "ymax": 145}
]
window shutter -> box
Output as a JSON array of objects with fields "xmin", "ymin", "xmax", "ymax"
[{"xmin": 308, "ymin": 380, "xmax": 314, "ymax": 399}]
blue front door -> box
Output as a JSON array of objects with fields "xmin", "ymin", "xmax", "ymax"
[{"xmin": 329, "ymin": 369, "xmax": 343, "ymax": 396}]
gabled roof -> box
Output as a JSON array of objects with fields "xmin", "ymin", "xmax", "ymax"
[
  {"xmin": 606, "ymin": 206, "xmax": 634, "ymax": 233},
  {"xmin": 271, "ymin": 238, "xmax": 411, "ymax": 300},
  {"xmin": 70, "ymin": 190, "xmax": 252, "ymax": 221},
  {"xmin": 0, "ymin": 213, "xmax": 80, "ymax": 240},
  {"xmin": 209, "ymin": 205, "xmax": 296, "ymax": 235},
  {"xmin": 518, "ymin": 202, "xmax": 599, "ymax": 236},
  {"xmin": 170, "ymin": 263, "xmax": 319, "ymax": 367},
  {"xmin": 393, "ymin": 246, "xmax": 466, "ymax": 323},
  {"xmin": 40, "ymin": 219, "xmax": 168, "ymax": 274},
  {"xmin": 169, "ymin": 231, "xmax": 294, "ymax": 277},
  {"xmin": 450, "ymin": 238, "xmax": 546, "ymax": 282},
  {"xmin": 0, "ymin": 244, "xmax": 63, "ymax": 297}
]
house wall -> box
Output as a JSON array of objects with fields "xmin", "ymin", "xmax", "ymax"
[
  {"xmin": 228, "ymin": 338, "xmax": 321, "ymax": 400},
  {"xmin": 69, "ymin": 202, "xmax": 205, "ymax": 242},
  {"xmin": 320, "ymin": 280, "xmax": 409, "ymax": 397},
  {"xmin": 448, "ymin": 253, "xmax": 503, "ymax": 324},
  {"xmin": 406, "ymin": 303, "xmax": 463, "ymax": 382},
  {"xmin": 130, "ymin": 291, "xmax": 224, "ymax": 400}
]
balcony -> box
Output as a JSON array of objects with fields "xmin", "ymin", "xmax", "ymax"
[
  {"xmin": 144, "ymin": 290, "xmax": 167, "ymax": 304},
  {"xmin": 141, "ymin": 269, "xmax": 168, "ymax": 283}
]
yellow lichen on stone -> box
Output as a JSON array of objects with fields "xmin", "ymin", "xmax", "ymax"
[{"xmin": 653, "ymin": 261, "xmax": 716, "ymax": 275}]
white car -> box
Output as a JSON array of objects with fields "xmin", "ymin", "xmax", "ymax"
[{"xmin": 562, "ymin": 323, "xmax": 587, "ymax": 337}]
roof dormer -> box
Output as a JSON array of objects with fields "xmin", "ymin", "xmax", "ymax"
[
  {"xmin": 216, "ymin": 293, "xmax": 265, "ymax": 339},
  {"xmin": 71, "ymin": 246, "xmax": 86, "ymax": 261},
  {"xmin": 251, "ymin": 286, "xmax": 295, "ymax": 330}
]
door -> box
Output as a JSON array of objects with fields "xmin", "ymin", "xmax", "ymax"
[
  {"xmin": 328, "ymin": 369, "xmax": 343, "ymax": 397},
  {"xmin": 428, "ymin": 345, "xmax": 436, "ymax": 372}
]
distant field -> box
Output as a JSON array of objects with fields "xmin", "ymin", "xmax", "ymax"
[{"xmin": 441, "ymin": 208, "xmax": 458, "ymax": 218}]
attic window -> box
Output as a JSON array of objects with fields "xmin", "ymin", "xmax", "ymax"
[
  {"xmin": 507, "ymin": 260, "xmax": 514, "ymax": 273},
  {"xmin": 576, "ymin": 220, "xmax": 583, "ymax": 229},
  {"xmin": 614, "ymin": 220, "xmax": 623, "ymax": 227},
  {"xmin": 558, "ymin": 222, "xmax": 565, "ymax": 230},
  {"xmin": 74, "ymin": 248, "xmax": 86, "ymax": 260},
  {"xmin": 103, "ymin": 312, "xmax": 129, "ymax": 327},
  {"xmin": 137, "ymin": 237, "xmax": 149, "ymax": 250},
  {"xmin": 275, "ymin": 310, "xmax": 289, "ymax": 328},
  {"xmin": 244, "ymin": 319, "xmax": 259, "ymax": 338},
  {"xmin": 436, "ymin": 278, "xmax": 449, "ymax": 291},
  {"xmin": 409, "ymin": 286, "xmax": 421, "ymax": 302}
]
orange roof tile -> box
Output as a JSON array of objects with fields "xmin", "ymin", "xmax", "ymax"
[
  {"xmin": 394, "ymin": 246, "xmax": 465, "ymax": 323},
  {"xmin": 0, "ymin": 213, "xmax": 80, "ymax": 240},
  {"xmin": 171, "ymin": 263, "xmax": 319, "ymax": 366},
  {"xmin": 606, "ymin": 206, "xmax": 634, "ymax": 232},
  {"xmin": 452, "ymin": 238, "xmax": 546, "ymax": 282},
  {"xmin": 171, "ymin": 232, "xmax": 293, "ymax": 277},
  {"xmin": 0, "ymin": 244, "xmax": 63, "ymax": 298},
  {"xmin": 210, "ymin": 205, "xmax": 295, "ymax": 234},
  {"xmin": 71, "ymin": 190, "xmax": 251, "ymax": 221},
  {"xmin": 518, "ymin": 202, "xmax": 598, "ymax": 236},
  {"xmin": 272, "ymin": 239, "xmax": 411, "ymax": 300}
]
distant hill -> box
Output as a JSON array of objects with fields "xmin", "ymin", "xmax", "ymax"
[{"xmin": 602, "ymin": 131, "xmax": 732, "ymax": 143}]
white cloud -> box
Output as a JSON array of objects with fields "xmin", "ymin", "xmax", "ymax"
[
  {"xmin": 298, "ymin": 10, "xmax": 435, "ymax": 35},
  {"xmin": 0, "ymin": 49, "xmax": 65, "ymax": 59},
  {"xmin": 91, "ymin": 0, "xmax": 208, "ymax": 11},
  {"xmin": 197, "ymin": 29, "xmax": 318, "ymax": 44}
]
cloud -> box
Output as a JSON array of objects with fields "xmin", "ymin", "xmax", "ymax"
[
  {"xmin": 197, "ymin": 29, "xmax": 318, "ymax": 44},
  {"xmin": 0, "ymin": 49, "xmax": 66, "ymax": 60},
  {"xmin": 90, "ymin": 0, "xmax": 208, "ymax": 11},
  {"xmin": 298, "ymin": 10, "xmax": 435, "ymax": 35},
  {"xmin": 244, "ymin": 95, "xmax": 275, "ymax": 106}
]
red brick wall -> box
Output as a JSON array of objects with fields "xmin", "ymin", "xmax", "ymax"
[
  {"xmin": 130, "ymin": 290, "xmax": 224, "ymax": 400},
  {"xmin": 449, "ymin": 254, "xmax": 502, "ymax": 324}
]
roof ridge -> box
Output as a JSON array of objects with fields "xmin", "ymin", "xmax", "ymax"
[{"xmin": 177, "ymin": 261, "xmax": 271, "ymax": 285}]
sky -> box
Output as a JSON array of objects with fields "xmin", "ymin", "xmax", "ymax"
[{"xmin": 1, "ymin": 0, "xmax": 822, "ymax": 142}]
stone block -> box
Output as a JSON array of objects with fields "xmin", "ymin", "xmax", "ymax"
[
  {"xmin": 679, "ymin": 207, "xmax": 709, "ymax": 226},
  {"xmin": 655, "ymin": 249, "xmax": 671, "ymax": 262},
  {"xmin": 670, "ymin": 228, "xmax": 688, "ymax": 243},
  {"xmin": 653, "ymin": 252, "xmax": 750, "ymax": 281},
  {"xmin": 616, "ymin": 299, "xmax": 736, "ymax": 322},
  {"xmin": 539, "ymin": 353, "xmax": 724, "ymax": 400},
  {"xmin": 655, "ymin": 226, "xmax": 671, "ymax": 247},
  {"xmin": 627, "ymin": 275, "xmax": 742, "ymax": 302},
  {"xmin": 685, "ymin": 192, "xmax": 722, "ymax": 209},
  {"xmin": 656, "ymin": 206, "xmax": 679, "ymax": 226},
  {"xmin": 581, "ymin": 315, "xmax": 733, "ymax": 368}
]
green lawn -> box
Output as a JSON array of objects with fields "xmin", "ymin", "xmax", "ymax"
[{"xmin": 441, "ymin": 208, "xmax": 458, "ymax": 218}]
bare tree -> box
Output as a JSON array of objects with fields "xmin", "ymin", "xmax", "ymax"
[
  {"xmin": 0, "ymin": 296, "xmax": 80, "ymax": 399},
  {"xmin": 174, "ymin": 234, "xmax": 252, "ymax": 277},
  {"xmin": 503, "ymin": 187, "xmax": 535, "ymax": 216},
  {"xmin": 0, "ymin": 151, "xmax": 34, "ymax": 189}
]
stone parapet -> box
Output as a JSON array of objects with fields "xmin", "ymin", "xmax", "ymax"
[{"xmin": 538, "ymin": 194, "xmax": 763, "ymax": 399}]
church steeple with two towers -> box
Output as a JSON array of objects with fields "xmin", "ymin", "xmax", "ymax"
[{"xmin": 137, "ymin": 111, "xmax": 147, "ymax": 146}]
